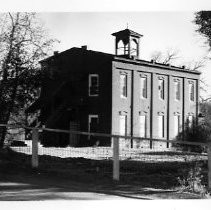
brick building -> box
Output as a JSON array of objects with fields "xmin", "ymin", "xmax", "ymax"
[{"xmin": 27, "ymin": 29, "xmax": 200, "ymax": 148}]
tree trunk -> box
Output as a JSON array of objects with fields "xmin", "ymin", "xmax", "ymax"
[
  {"xmin": 0, "ymin": 81, "xmax": 18, "ymax": 148},
  {"xmin": 0, "ymin": 127, "xmax": 7, "ymax": 148}
]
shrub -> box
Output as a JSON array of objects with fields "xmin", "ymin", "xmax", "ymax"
[
  {"xmin": 177, "ymin": 162, "xmax": 210, "ymax": 198},
  {"xmin": 174, "ymin": 118, "xmax": 211, "ymax": 153}
]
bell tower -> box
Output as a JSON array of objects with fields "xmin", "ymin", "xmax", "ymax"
[{"xmin": 112, "ymin": 29, "xmax": 143, "ymax": 59}]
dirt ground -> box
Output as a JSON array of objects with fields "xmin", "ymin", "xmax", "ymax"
[
  {"xmin": 0, "ymin": 169, "xmax": 203, "ymax": 200},
  {"xmin": 0, "ymin": 148, "xmax": 207, "ymax": 200}
]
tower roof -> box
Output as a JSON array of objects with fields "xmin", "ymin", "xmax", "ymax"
[{"xmin": 112, "ymin": 28, "xmax": 143, "ymax": 38}]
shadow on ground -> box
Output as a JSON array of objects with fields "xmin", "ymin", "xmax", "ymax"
[
  {"xmin": 0, "ymin": 165, "xmax": 202, "ymax": 200},
  {"xmin": 0, "ymin": 148, "xmax": 205, "ymax": 200},
  {"xmin": 0, "ymin": 171, "xmax": 154, "ymax": 200}
]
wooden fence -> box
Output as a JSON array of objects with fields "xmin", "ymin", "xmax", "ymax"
[{"xmin": 0, "ymin": 123, "xmax": 211, "ymax": 189}]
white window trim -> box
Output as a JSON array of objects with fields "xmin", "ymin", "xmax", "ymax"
[
  {"xmin": 187, "ymin": 115, "xmax": 194, "ymax": 128},
  {"xmin": 173, "ymin": 115, "xmax": 180, "ymax": 138},
  {"xmin": 158, "ymin": 114, "xmax": 165, "ymax": 139},
  {"xmin": 139, "ymin": 114, "xmax": 147, "ymax": 138},
  {"xmin": 88, "ymin": 74, "xmax": 99, "ymax": 97},
  {"xmin": 88, "ymin": 114, "xmax": 99, "ymax": 139},
  {"xmin": 119, "ymin": 114, "xmax": 127, "ymax": 140}
]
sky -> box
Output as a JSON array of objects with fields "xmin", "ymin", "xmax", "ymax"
[{"xmin": 38, "ymin": 12, "xmax": 211, "ymax": 99}]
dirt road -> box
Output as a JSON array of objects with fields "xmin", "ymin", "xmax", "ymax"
[
  {"xmin": 0, "ymin": 170, "xmax": 201, "ymax": 200},
  {"xmin": 0, "ymin": 171, "xmax": 152, "ymax": 200}
]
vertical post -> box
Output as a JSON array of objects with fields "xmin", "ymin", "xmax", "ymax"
[
  {"xmin": 208, "ymin": 142, "xmax": 211, "ymax": 189},
  {"xmin": 113, "ymin": 137, "xmax": 120, "ymax": 181},
  {"xmin": 32, "ymin": 128, "xmax": 39, "ymax": 168},
  {"xmin": 130, "ymin": 70, "xmax": 134, "ymax": 149}
]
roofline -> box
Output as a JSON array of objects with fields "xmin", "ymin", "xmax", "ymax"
[
  {"xmin": 39, "ymin": 47, "xmax": 201, "ymax": 75},
  {"xmin": 39, "ymin": 47, "xmax": 114, "ymax": 63},
  {"xmin": 111, "ymin": 29, "xmax": 143, "ymax": 38},
  {"xmin": 113, "ymin": 56, "xmax": 201, "ymax": 75}
]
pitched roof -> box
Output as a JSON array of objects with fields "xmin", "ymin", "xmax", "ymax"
[
  {"xmin": 112, "ymin": 28, "xmax": 143, "ymax": 38},
  {"xmin": 40, "ymin": 47, "xmax": 200, "ymax": 75}
]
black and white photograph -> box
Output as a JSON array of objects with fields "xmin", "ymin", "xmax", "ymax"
[{"xmin": 1, "ymin": 0, "xmax": 211, "ymax": 207}]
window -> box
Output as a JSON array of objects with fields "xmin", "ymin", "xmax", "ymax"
[
  {"xmin": 158, "ymin": 115, "xmax": 165, "ymax": 138},
  {"xmin": 174, "ymin": 80, "xmax": 180, "ymax": 101},
  {"xmin": 131, "ymin": 39, "xmax": 138, "ymax": 56},
  {"xmin": 140, "ymin": 76, "xmax": 147, "ymax": 99},
  {"xmin": 119, "ymin": 115, "xmax": 127, "ymax": 141},
  {"xmin": 158, "ymin": 78, "xmax": 164, "ymax": 100},
  {"xmin": 117, "ymin": 40, "xmax": 124, "ymax": 55},
  {"xmin": 188, "ymin": 115, "xmax": 193, "ymax": 128},
  {"xmin": 174, "ymin": 115, "xmax": 180, "ymax": 137},
  {"xmin": 89, "ymin": 74, "xmax": 99, "ymax": 96},
  {"xmin": 120, "ymin": 73, "xmax": 127, "ymax": 98},
  {"xmin": 139, "ymin": 115, "xmax": 147, "ymax": 138},
  {"xmin": 189, "ymin": 82, "xmax": 194, "ymax": 102}
]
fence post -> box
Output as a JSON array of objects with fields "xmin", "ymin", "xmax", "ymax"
[
  {"xmin": 32, "ymin": 128, "xmax": 39, "ymax": 168},
  {"xmin": 113, "ymin": 137, "xmax": 120, "ymax": 181},
  {"xmin": 208, "ymin": 142, "xmax": 211, "ymax": 189}
]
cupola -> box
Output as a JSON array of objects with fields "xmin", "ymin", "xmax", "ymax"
[{"xmin": 112, "ymin": 29, "xmax": 143, "ymax": 59}]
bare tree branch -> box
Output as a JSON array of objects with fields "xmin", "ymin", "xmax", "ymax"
[
  {"xmin": 190, "ymin": 60, "xmax": 205, "ymax": 71},
  {"xmin": 150, "ymin": 49, "xmax": 180, "ymax": 65},
  {"xmin": 0, "ymin": 12, "xmax": 56, "ymax": 147},
  {"xmin": 150, "ymin": 51, "xmax": 163, "ymax": 63},
  {"xmin": 163, "ymin": 49, "xmax": 180, "ymax": 64}
]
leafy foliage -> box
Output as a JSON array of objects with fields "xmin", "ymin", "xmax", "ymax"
[
  {"xmin": 195, "ymin": 11, "xmax": 211, "ymax": 50},
  {"xmin": 172, "ymin": 102, "xmax": 211, "ymax": 153},
  {"xmin": 0, "ymin": 13, "xmax": 56, "ymax": 147},
  {"xmin": 174, "ymin": 117, "xmax": 210, "ymax": 153},
  {"xmin": 177, "ymin": 162, "xmax": 210, "ymax": 197}
]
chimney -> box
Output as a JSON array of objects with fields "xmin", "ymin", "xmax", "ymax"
[
  {"xmin": 54, "ymin": 51, "xmax": 59, "ymax": 56},
  {"xmin": 81, "ymin": 45, "xmax": 88, "ymax": 50}
]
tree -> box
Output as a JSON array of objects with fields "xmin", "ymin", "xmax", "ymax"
[
  {"xmin": 150, "ymin": 48, "xmax": 208, "ymax": 101},
  {"xmin": 184, "ymin": 60, "xmax": 208, "ymax": 101},
  {"xmin": 0, "ymin": 13, "xmax": 56, "ymax": 147},
  {"xmin": 150, "ymin": 49, "xmax": 206, "ymax": 71},
  {"xmin": 194, "ymin": 11, "xmax": 211, "ymax": 50},
  {"xmin": 150, "ymin": 48, "xmax": 180, "ymax": 65},
  {"xmin": 150, "ymin": 50, "xmax": 163, "ymax": 63},
  {"xmin": 174, "ymin": 100, "xmax": 211, "ymax": 153}
]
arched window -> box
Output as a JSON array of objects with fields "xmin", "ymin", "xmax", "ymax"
[
  {"xmin": 131, "ymin": 39, "xmax": 138, "ymax": 56},
  {"xmin": 117, "ymin": 40, "xmax": 124, "ymax": 55}
]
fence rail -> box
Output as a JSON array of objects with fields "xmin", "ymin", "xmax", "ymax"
[
  {"xmin": 0, "ymin": 123, "xmax": 208, "ymax": 146},
  {"xmin": 0, "ymin": 123, "xmax": 211, "ymax": 189}
]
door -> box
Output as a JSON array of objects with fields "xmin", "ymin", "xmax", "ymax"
[{"xmin": 88, "ymin": 115, "xmax": 99, "ymax": 144}]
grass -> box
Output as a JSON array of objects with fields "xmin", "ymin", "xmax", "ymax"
[{"xmin": 0, "ymin": 146, "xmax": 209, "ymax": 199}]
